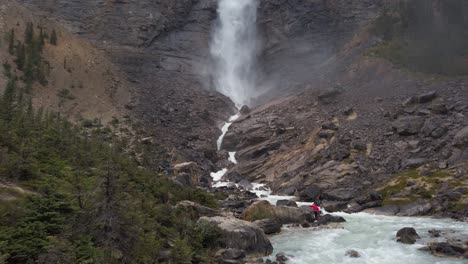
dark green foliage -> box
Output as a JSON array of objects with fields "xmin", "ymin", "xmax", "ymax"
[
  {"xmin": 14, "ymin": 42, "xmax": 25, "ymax": 71},
  {"xmin": 370, "ymin": 0, "xmax": 468, "ymax": 76},
  {"xmin": 50, "ymin": 29, "xmax": 57, "ymax": 46},
  {"xmin": 0, "ymin": 67, "xmax": 220, "ymax": 263},
  {"xmin": 8, "ymin": 29, "xmax": 15, "ymax": 55}
]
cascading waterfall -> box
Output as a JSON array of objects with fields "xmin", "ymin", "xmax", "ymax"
[
  {"xmin": 210, "ymin": 0, "xmax": 259, "ymax": 106},
  {"xmin": 208, "ymin": 1, "xmax": 467, "ymax": 263}
]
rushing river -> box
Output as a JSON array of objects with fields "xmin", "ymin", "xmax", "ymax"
[{"xmin": 267, "ymin": 212, "xmax": 468, "ymax": 264}]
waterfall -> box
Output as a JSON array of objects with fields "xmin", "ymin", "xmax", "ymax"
[{"xmin": 210, "ymin": 0, "xmax": 259, "ymax": 106}]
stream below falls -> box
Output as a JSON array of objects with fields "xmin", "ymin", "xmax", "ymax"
[{"xmin": 212, "ymin": 113, "xmax": 467, "ymax": 264}]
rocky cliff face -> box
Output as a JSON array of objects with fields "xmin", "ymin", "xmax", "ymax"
[{"xmin": 14, "ymin": 0, "xmax": 390, "ymax": 168}]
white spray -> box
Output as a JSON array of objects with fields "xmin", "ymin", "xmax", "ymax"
[{"xmin": 210, "ymin": 0, "xmax": 259, "ymax": 106}]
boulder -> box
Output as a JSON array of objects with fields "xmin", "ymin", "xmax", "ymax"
[
  {"xmin": 421, "ymin": 118, "xmax": 447, "ymax": 139},
  {"xmin": 198, "ymin": 216, "xmax": 273, "ymax": 256},
  {"xmin": 276, "ymin": 200, "xmax": 298, "ymax": 207},
  {"xmin": 315, "ymin": 214, "xmax": 346, "ymax": 226},
  {"xmin": 428, "ymin": 229, "xmax": 441, "ymax": 238},
  {"xmin": 427, "ymin": 242, "xmax": 466, "ymax": 258},
  {"xmin": 391, "ymin": 116, "xmax": 424, "ymax": 136},
  {"xmin": 253, "ymin": 218, "xmax": 282, "ymax": 235},
  {"xmin": 274, "ymin": 206, "xmax": 313, "ymax": 224},
  {"xmin": 404, "ymin": 91, "xmax": 437, "ymax": 105},
  {"xmin": 242, "ymin": 200, "xmax": 276, "ymax": 222},
  {"xmin": 345, "ymin": 250, "xmax": 361, "ymax": 258},
  {"xmin": 239, "ymin": 105, "xmax": 251, "ymax": 115},
  {"xmin": 453, "ymin": 126, "xmax": 468, "ymax": 148},
  {"xmin": 299, "ymin": 185, "xmax": 322, "ymax": 202},
  {"xmin": 397, "ymin": 200, "xmax": 432, "ymax": 216},
  {"xmin": 396, "ymin": 227, "xmax": 420, "ymax": 244}
]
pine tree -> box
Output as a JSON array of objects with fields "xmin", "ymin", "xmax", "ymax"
[
  {"xmin": 2, "ymin": 78, "xmax": 17, "ymax": 122},
  {"xmin": 8, "ymin": 29, "xmax": 15, "ymax": 55},
  {"xmin": 50, "ymin": 29, "xmax": 58, "ymax": 46},
  {"xmin": 15, "ymin": 42, "xmax": 26, "ymax": 71},
  {"xmin": 25, "ymin": 22, "xmax": 34, "ymax": 46}
]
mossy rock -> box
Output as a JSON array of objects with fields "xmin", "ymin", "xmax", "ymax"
[{"xmin": 242, "ymin": 200, "xmax": 276, "ymax": 222}]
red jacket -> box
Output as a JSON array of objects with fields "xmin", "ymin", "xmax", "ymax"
[{"xmin": 311, "ymin": 204, "xmax": 321, "ymax": 214}]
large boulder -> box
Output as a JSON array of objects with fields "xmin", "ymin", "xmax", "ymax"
[
  {"xmin": 198, "ymin": 216, "xmax": 273, "ymax": 256},
  {"xmin": 253, "ymin": 218, "xmax": 282, "ymax": 235},
  {"xmin": 396, "ymin": 227, "xmax": 420, "ymax": 244},
  {"xmin": 274, "ymin": 206, "xmax": 313, "ymax": 224},
  {"xmin": 426, "ymin": 242, "xmax": 466, "ymax": 258},
  {"xmin": 391, "ymin": 116, "xmax": 425, "ymax": 136},
  {"xmin": 453, "ymin": 126, "xmax": 468, "ymax": 148},
  {"xmin": 242, "ymin": 200, "xmax": 277, "ymax": 222}
]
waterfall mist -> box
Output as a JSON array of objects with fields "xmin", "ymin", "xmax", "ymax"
[{"xmin": 210, "ymin": 0, "xmax": 259, "ymax": 107}]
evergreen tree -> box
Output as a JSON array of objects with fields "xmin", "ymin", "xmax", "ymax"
[
  {"xmin": 14, "ymin": 42, "xmax": 25, "ymax": 71},
  {"xmin": 2, "ymin": 78, "xmax": 16, "ymax": 122},
  {"xmin": 50, "ymin": 29, "xmax": 58, "ymax": 46},
  {"xmin": 24, "ymin": 22, "xmax": 34, "ymax": 46},
  {"xmin": 8, "ymin": 29, "xmax": 15, "ymax": 55}
]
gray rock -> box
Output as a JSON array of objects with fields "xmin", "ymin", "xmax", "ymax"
[
  {"xmin": 453, "ymin": 126, "xmax": 468, "ymax": 148},
  {"xmin": 315, "ymin": 214, "xmax": 346, "ymax": 226},
  {"xmin": 427, "ymin": 242, "xmax": 466, "ymax": 258},
  {"xmin": 401, "ymin": 158, "xmax": 427, "ymax": 169},
  {"xmin": 398, "ymin": 200, "xmax": 432, "ymax": 216},
  {"xmin": 396, "ymin": 227, "xmax": 420, "ymax": 244},
  {"xmin": 299, "ymin": 185, "xmax": 322, "ymax": 202},
  {"xmin": 198, "ymin": 216, "xmax": 273, "ymax": 256},
  {"xmin": 345, "ymin": 250, "xmax": 361, "ymax": 258},
  {"xmin": 215, "ymin": 249, "xmax": 246, "ymax": 262},
  {"xmin": 391, "ymin": 116, "xmax": 425, "ymax": 136},
  {"xmin": 253, "ymin": 218, "xmax": 282, "ymax": 235},
  {"xmin": 277, "ymin": 186, "xmax": 297, "ymax": 196},
  {"xmin": 275, "ymin": 252, "xmax": 291, "ymax": 263},
  {"xmin": 276, "ymin": 200, "xmax": 298, "ymax": 207},
  {"xmin": 176, "ymin": 200, "xmax": 222, "ymax": 219}
]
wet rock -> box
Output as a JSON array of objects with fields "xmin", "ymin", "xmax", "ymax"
[
  {"xmin": 275, "ymin": 252, "xmax": 291, "ymax": 263},
  {"xmin": 253, "ymin": 218, "xmax": 282, "ymax": 235},
  {"xmin": 427, "ymin": 242, "xmax": 466, "ymax": 258},
  {"xmin": 315, "ymin": 214, "xmax": 346, "ymax": 226},
  {"xmin": 276, "ymin": 200, "xmax": 298, "ymax": 207},
  {"xmin": 197, "ymin": 216, "xmax": 273, "ymax": 256},
  {"xmin": 391, "ymin": 116, "xmax": 425, "ymax": 136},
  {"xmin": 396, "ymin": 227, "xmax": 420, "ymax": 244},
  {"xmin": 238, "ymin": 179, "xmax": 254, "ymax": 190},
  {"xmin": 345, "ymin": 250, "xmax": 361, "ymax": 258},
  {"xmin": 428, "ymin": 229, "xmax": 441, "ymax": 238},
  {"xmin": 363, "ymin": 205, "xmax": 399, "ymax": 215}
]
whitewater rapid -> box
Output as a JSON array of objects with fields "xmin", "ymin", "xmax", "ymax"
[{"xmin": 268, "ymin": 213, "xmax": 468, "ymax": 264}]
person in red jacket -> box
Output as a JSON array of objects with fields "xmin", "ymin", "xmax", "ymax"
[{"xmin": 310, "ymin": 202, "xmax": 322, "ymax": 220}]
